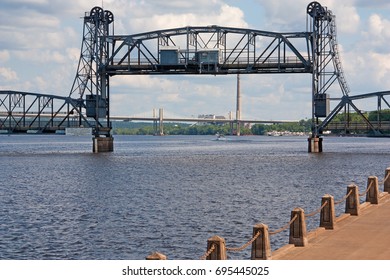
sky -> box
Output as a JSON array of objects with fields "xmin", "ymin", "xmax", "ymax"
[{"xmin": 1, "ymin": 0, "xmax": 390, "ymax": 120}]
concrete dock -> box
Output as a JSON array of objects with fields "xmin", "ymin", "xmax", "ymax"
[{"xmin": 272, "ymin": 193, "xmax": 390, "ymax": 260}]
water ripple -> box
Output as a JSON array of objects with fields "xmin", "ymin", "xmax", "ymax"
[{"xmin": 1, "ymin": 135, "xmax": 389, "ymax": 259}]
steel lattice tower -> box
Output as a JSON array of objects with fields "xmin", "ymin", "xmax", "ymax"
[
  {"xmin": 69, "ymin": 6, "xmax": 114, "ymax": 137},
  {"xmin": 307, "ymin": 1, "xmax": 350, "ymax": 138}
]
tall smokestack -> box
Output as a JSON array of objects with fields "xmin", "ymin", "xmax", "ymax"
[{"xmin": 236, "ymin": 73, "xmax": 241, "ymax": 136}]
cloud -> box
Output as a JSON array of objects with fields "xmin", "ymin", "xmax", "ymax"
[
  {"xmin": 0, "ymin": 50, "xmax": 10, "ymax": 62},
  {"xmin": 108, "ymin": 0, "xmax": 247, "ymax": 34},
  {"xmin": 325, "ymin": 0, "xmax": 360, "ymax": 34},
  {"xmin": 258, "ymin": 0, "xmax": 360, "ymax": 34},
  {"xmin": 0, "ymin": 67, "xmax": 18, "ymax": 81},
  {"xmin": 259, "ymin": 0, "xmax": 308, "ymax": 31},
  {"xmin": 355, "ymin": 0, "xmax": 390, "ymax": 8},
  {"xmin": 350, "ymin": 13, "xmax": 390, "ymax": 59}
]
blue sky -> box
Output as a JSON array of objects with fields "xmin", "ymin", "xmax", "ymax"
[{"xmin": 1, "ymin": 0, "xmax": 390, "ymax": 120}]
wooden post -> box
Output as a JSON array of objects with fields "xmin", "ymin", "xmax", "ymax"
[
  {"xmin": 146, "ymin": 252, "xmax": 167, "ymax": 260},
  {"xmin": 206, "ymin": 235, "xmax": 227, "ymax": 260},
  {"xmin": 251, "ymin": 224, "xmax": 271, "ymax": 260},
  {"xmin": 320, "ymin": 194, "xmax": 335, "ymax": 229},
  {"xmin": 384, "ymin": 167, "xmax": 390, "ymax": 193},
  {"xmin": 366, "ymin": 176, "xmax": 379, "ymax": 204},
  {"xmin": 345, "ymin": 184, "xmax": 360, "ymax": 216},
  {"xmin": 289, "ymin": 208, "xmax": 307, "ymax": 247}
]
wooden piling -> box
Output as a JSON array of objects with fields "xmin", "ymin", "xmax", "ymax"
[
  {"xmin": 384, "ymin": 167, "xmax": 390, "ymax": 193},
  {"xmin": 289, "ymin": 208, "xmax": 307, "ymax": 247},
  {"xmin": 345, "ymin": 184, "xmax": 360, "ymax": 216},
  {"xmin": 146, "ymin": 252, "xmax": 167, "ymax": 260},
  {"xmin": 206, "ymin": 235, "xmax": 227, "ymax": 260},
  {"xmin": 251, "ymin": 224, "xmax": 271, "ymax": 260},
  {"xmin": 366, "ymin": 176, "xmax": 379, "ymax": 204},
  {"xmin": 320, "ymin": 194, "xmax": 335, "ymax": 229}
]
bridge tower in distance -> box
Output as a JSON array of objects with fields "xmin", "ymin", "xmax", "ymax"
[
  {"xmin": 69, "ymin": 6, "xmax": 114, "ymax": 152},
  {"xmin": 306, "ymin": 1, "xmax": 350, "ymax": 152}
]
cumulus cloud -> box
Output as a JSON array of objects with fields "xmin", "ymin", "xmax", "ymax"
[
  {"xmin": 123, "ymin": 2, "xmax": 247, "ymax": 32},
  {"xmin": 0, "ymin": 67, "xmax": 18, "ymax": 81},
  {"xmin": 258, "ymin": 0, "xmax": 360, "ymax": 34},
  {"xmin": 0, "ymin": 50, "xmax": 10, "ymax": 62},
  {"xmin": 368, "ymin": 14, "xmax": 390, "ymax": 39}
]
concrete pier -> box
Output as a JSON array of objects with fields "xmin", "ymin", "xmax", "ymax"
[
  {"xmin": 92, "ymin": 136, "xmax": 114, "ymax": 153},
  {"xmin": 308, "ymin": 136, "xmax": 323, "ymax": 153}
]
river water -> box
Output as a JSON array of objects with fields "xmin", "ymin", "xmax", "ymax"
[{"xmin": 0, "ymin": 134, "xmax": 389, "ymax": 260}]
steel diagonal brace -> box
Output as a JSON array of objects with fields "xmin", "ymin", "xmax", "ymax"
[
  {"xmin": 319, "ymin": 96, "xmax": 381, "ymax": 135},
  {"xmin": 319, "ymin": 96, "xmax": 348, "ymax": 130},
  {"xmin": 347, "ymin": 99, "xmax": 380, "ymax": 135},
  {"xmin": 0, "ymin": 94, "xmax": 8, "ymax": 109},
  {"xmin": 382, "ymin": 95, "xmax": 390, "ymax": 109},
  {"xmin": 282, "ymin": 36, "xmax": 310, "ymax": 67}
]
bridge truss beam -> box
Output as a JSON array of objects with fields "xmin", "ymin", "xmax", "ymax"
[
  {"xmin": 321, "ymin": 91, "xmax": 390, "ymax": 135},
  {"xmin": 103, "ymin": 27, "xmax": 312, "ymax": 75},
  {"xmin": 0, "ymin": 90, "xmax": 91, "ymax": 133}
]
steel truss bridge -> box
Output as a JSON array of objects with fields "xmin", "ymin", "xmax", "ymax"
[{"xmin": 1, "ymin": 2, "xmax": 390, "ymax": 150}]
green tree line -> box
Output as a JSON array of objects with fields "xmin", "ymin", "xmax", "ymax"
[
  {"xmin": 112, "ymin": 119, "xmax": 313, "ymax": 136},
  {"xmin": 331, "ymin": 109, "xmax": 390, "ymax": 122},
  {"xmin": 111, "ymin": 110, "xmax": 390, "ymax": 136}
]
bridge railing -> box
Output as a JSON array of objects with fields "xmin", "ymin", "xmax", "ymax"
[{"xmin": 145, "ymin": 167, "xmax": 390, "ymax": 260}]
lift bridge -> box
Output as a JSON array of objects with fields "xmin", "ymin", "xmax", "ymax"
[{"xmin": 1, "ymin": 2, "xmax": 389, "ymax": 152}]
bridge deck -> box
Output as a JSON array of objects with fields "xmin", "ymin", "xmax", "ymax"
[
  {"xmin": 106, "ymin": 62, "xmax": 308, "ymax": 75},
  {"xmin": 272, "ymin": 193, "xmax": 390, "ymax": 259}
]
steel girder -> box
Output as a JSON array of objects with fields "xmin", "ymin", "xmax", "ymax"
[{"xmin": 103, "ymin": 26, "xmax": 312, "ymax": 75}]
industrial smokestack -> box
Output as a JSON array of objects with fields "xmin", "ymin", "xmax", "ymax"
[{"xmin": 236, "ymin": 73, "xmax": 241, "ymax": 136}]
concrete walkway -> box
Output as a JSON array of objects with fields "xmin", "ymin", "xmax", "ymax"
[{"xmin": 272, "ymin": 193, "xmax": 390, "ymax": 260}]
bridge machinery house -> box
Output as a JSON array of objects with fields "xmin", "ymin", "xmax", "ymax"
[{"xmin": 159, "ymin": 47, "xmax": 222, "ymax": 73}]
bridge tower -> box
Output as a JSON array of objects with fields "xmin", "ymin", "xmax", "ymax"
[
  {"xmin": 69, "ymin": 6, "xmax": 114, "ymax": 152},
  {"xmin": 306, "ymin": 1, "xmax": 350, "ymax": 152}
]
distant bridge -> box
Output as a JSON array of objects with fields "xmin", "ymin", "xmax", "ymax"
[{"xmin": 110, "ymin": 110, "xmax": 298, "ymax": 136}]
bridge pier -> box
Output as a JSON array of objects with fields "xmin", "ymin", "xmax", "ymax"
[
  {"xmin": 93, "ymin": 136, "xmax": 114, "ymax": 153},
  {"xmin": 308, "ymin": 136, "xmax": 323, "ymax": 153}
]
